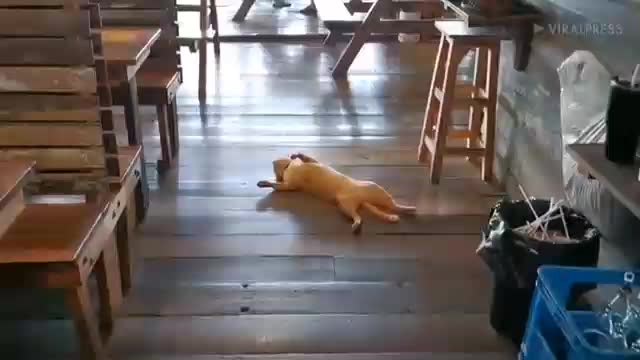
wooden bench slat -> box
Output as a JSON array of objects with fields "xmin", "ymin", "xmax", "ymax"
[
  {"xmin": 0, "ymin": 0, "xmax": 88, "ymax": 6},
  {"xmin": 0, "ymin": 201, "xmax": 109, "ymax": 264},
  {"xmin": 315, "ymin": 0, "xmax": 354, "ymax": 27},
  {"xmin": 0, "ymin": 148, "xmax": 106, "ymax": 171},
  {"xmin": 0, "ymin": 67, "xmax": 97, "ymax": 93},
  {"xmin": 100, "ymin": 9, "xmax": 173, "ymax": 26},
  {"xmin": 96, "ymin": 0, "xmax": 173, "ymax": 9},
  {"xmin": 0, "ymin": 94, "xmax": 99, "ymax": 122},
  {"xmin": 0, "ymin": 124, "xmax": 103, "ymax": 146},
  {"xmin": 0, "ymin": 39, "xmax": 94, "ymax": 66},
  {"xmin": 0, "ymin": 9, "xmax": 90, "ymax": 36}
]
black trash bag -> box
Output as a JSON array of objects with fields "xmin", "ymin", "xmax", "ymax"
[{"xmin": 477, "ymin": 198, "xmax": 601, "ymax": 344}]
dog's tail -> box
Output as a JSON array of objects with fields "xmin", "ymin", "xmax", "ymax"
[{"xmin": 393, "ymin": 202, "xmax": 417, "ymax": 214}]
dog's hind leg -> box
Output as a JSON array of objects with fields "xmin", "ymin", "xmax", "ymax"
[
  {"xmin": 362, "ymin": 202, "xmax": 399, "ymax": 223},
  {"xmin": 363, "ymin": 183, "xmax": 417, "ymax": 215},
  {"xmin": 337, "ymin": 196, "xmax": 363, "ymax": 234}
]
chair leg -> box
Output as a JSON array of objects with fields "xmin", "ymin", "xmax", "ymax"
[
  {"xmin": 467, "ymin": 47, "xmax": 488, "ymax": 168},
  {"xmin": 168, "ymin": 99, "xmax": 180, "ymax": 157},
  {"xmin": 117, "ymin": 190, "xmax": 138, "ymax": 295},
  {"xmin": 429, "ymin": 43, "xmax": 466, "ymax": 185},
  {"xmin": 482, "ymin": 44, "xmax": 500, "ymax": 183},
  {"xmin": 156, "ymin": 104, "xmax": 174, "ymax": 171},
  {"xmin": 95, "ymin": 234, "xmax": 122, "ymax": 337},
  {"xmin": 65, "ymin": 283, "xmax": 106, "ymax": 360},
  {"xmin": 210, "ymin": 0, "xmax": 221, "ymax": 56},
  {"xmin": 418, "ymin": 34, "xmax": 448, "ymax": 163},
  {"xmin": 199, "ymin": 0, "xmax": 209, "ymax": 100}
]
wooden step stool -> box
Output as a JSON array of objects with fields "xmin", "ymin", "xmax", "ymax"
[{"xmin": 418, "ymin": 21, "xmax": 507, "ymax": 184}]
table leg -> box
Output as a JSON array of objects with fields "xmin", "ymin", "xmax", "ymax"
[
  {"xmin": 122, "ymin": 76, "xmax": 149, "ymax": 222},
  {"xmin": 232, "ymin": 0, "xmax": 256, "ymax": 22},
  {"xmin": 331, "ymin": 0, "xmax": 389, "ymax": 78},
  {"xmin": 512, "ymin": 22, "xmax": 534, "ymax": 71}
]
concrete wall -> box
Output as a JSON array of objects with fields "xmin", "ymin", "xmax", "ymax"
[
  {"xmin": 494, "ymin": 0, "xmax": 640, "ymax": 266},
  {"xmin": 495, "ymin": 0, "xmax": 640, "ymax": 198}
]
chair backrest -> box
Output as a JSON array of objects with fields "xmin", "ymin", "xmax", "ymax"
[
  {"xmin": 0, "ymin": 0, "xmax": 120, "ymax": 196},
  {"xmin": 97, "ymin": 0, "xmax": 181, "ymax": 74}
]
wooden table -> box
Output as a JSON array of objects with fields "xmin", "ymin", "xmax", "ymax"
[
  {"xmin": 0, "ymin": 160, "xmax": 34, "ymax": 238},
  {"xmin": 440, "ymin": 0, "xmax": 541, "ymax": 71},
  {"xmin": 568, "ymin": 143, "xmax": 640, "ymax": 219},
  {"xmin": 102, "ymin": 27, "xmax": 161, "ymax": 222}
]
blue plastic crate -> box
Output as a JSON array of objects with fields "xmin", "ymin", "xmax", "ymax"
[{"xmin": 520, "ymin": 266, "xmax": 640, "ymax": 360}]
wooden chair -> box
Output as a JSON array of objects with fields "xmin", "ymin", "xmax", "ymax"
[
  {"xmin": 0, "ymin": 2, "xmax": 142, "ymax": 358},
  {"xmin": 99, "ymin": 0, "xmax": 185, "ymax": 170},
  {"xmin": 418, "ymin": 21, "xmax": 506, "ymax": 184},
  {"xmin": 177, "ymin": 0, "xmax": 220, "ymax": 99}
]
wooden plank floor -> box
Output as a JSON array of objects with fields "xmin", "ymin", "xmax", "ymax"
[{"xmin": 2, "ymin": 42, "xmax": 513, "ymax": 359}]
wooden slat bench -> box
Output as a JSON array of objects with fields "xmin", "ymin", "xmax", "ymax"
[
  {"xmin": 99, "ymin": 0, "xmax": 184, "ymax": 171},
  {"xmin": 0, "ymin": 2, "xmax": 143, "ymax": 358}
]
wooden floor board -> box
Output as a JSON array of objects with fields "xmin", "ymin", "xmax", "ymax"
[
  {"xmin": 139, "ymin": 234, "xmax": 488, "ymax": 259},
  {"xmin": 133, "ymin": 256, "xmax": 489, "ymax": 284},
  {"xmin": 106, "ymin": 314, "xmax": 513, "ymax": 355},
  {"xmin": 140, "ymin": 212, "xmax": 486, "ymax": 236},
  {"xmin": 1, "ymin": 38, "xmax": 512, "ymax": 358},
  {"xmin": 121, "ymin": 280, "xmax": 492, "ymax": 316}
]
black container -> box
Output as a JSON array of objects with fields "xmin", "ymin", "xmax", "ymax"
[
  {"xmin": 604, "ymin": 77, "xmax": 640, "ymax": 164},
  {"xmin": 478, "ymin": 199, "xmax": 601, "ymax": 345}
]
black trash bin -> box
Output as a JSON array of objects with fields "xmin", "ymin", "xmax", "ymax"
[{"xmin": 478, "ymin": 199, "xmax": 601, "ymax": 345}]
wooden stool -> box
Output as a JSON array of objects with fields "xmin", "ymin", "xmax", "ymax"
[{"xmin": 418, "ymin": 21, "xmax": 506, "ymax": 184}]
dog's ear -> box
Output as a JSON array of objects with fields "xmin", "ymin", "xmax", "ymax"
[{"xmin": 272, "ymin": 159, "xmax": 291, "ymax": 182}]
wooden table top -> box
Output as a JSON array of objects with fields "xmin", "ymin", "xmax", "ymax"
[
  {"xmin": 0, "ymin": 160, "xmax": 34, "ymax": 211},
  {"xmin": 568, "ymin": 143, "xmax": 640, "ymax": 219},
  {"xmin": 102, "ymin": 27, "xmax": 162, "ymax": 66}
]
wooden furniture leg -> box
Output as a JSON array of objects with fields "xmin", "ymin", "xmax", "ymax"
[
  {"xmin": 156, "ymin": 104, "xmax": 174, "ymax": 171},
  {"xmin": 418, "ymin": 34, "xmax": 448, "ymax": 163},
  {"xmin": 429, "ymin": 42, "xmax": 466, "ymax": 184},
  {"xmin": 232, "ymin": 0, "xmax": 256, "ymax": 22},
  {"xmin": 122, "ymin": 78, "xmax": 149, "ymax": 222},
  {"xmin": 512, "ymin": 22, "xmax": 533, "ymax": 71},
  {"xmin": 199, "ymin": 0, "xmax": 209, "ymax": 100},
  {"xmin": 95, "ymin": 235, "xmax": 122, "ymax": 337},
  {"xmin": 168, "ymin": 100, "xmax": 180, "ymax": 157},
  {"xmin": 65, "ymin": 284, "xmax": 106, "ymax": 360},
  {"xmin": 467, "ymin": 47, "xmax": 487, "ymax": 167},
  {"xmin": 331, "ymin": 0, "xmax": 389, "ymax": 78},
  {"xmin": 117, "ymin": 192, "xmax": 137, "ymax": 295},
  {"xmin": 482, "ymin": 44, "xmax": 500, "ymax": 182},
  {"xmin": 210, "ymin": 0, "xmax": 221, "ymax": 56}
]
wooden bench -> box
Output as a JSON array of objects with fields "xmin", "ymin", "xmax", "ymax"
[
  {"xmin": 0, "ymin": 161, "xmax": 34, "ymax": 239},
  {"xmin": 99, "ymin": 0, "xmax": 183, "ymax": 170},
  {"xmin": 0, "ymin": 2, "xmax": 143, "ymax": 358}
]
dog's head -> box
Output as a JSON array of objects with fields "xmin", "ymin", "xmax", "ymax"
[{"xmin": 272, "ymin": 158, "xmax": 292, "ymax": 182}]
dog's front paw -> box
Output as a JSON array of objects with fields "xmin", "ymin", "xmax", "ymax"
[{"xmin": 257, "ymin": 180, "xmax": 273, "ymax": 188}]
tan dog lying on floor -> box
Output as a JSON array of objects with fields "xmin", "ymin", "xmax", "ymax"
[{"xmin": 257, "ymin": 153, "xmax": 416, "ymax": 233}]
